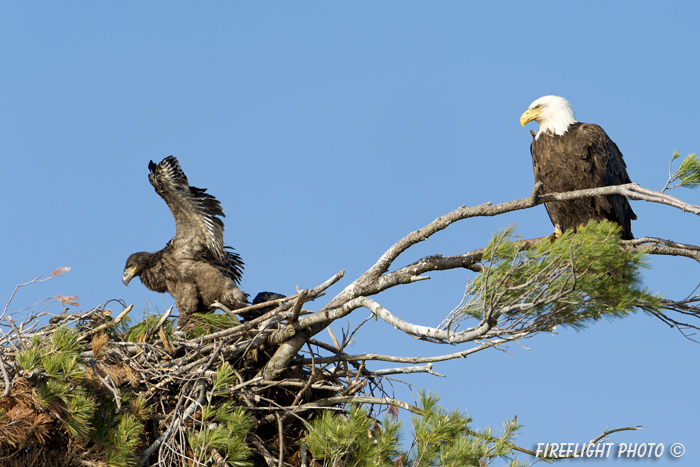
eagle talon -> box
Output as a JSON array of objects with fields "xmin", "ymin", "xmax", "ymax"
[{"xmin": 548, "ymin": 227, "xmax": 563, "ymax": 242}]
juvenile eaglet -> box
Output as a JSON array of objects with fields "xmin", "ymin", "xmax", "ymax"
[
  {"xmin": 122, "ymin": 156, "xmax": 248, "ymax": 324},
  {"xmin": 520, "ymin": 95, "xmax": 636, "ymax": 239}
]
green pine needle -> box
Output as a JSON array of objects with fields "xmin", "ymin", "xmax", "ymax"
[
  {"xmin": 186, "ymin": 312, "xmax": 240, "ymax": 338},
  {"xmin": 64, "ymin": 394, "xmax": 96, "ymax": 440},
  {"xmin": 401, "ymin": 390, "xmax": 524, "ymax": 466},
  {"xmin": 305, "ymin": 404, "xmax": 402, "ymax": 466},
  {"xmin": 52, "ymin": 326, "xmax": 81, "ymax": 354},
  {"xmin": 189, "ymin": 403, "xmax": 254, "ymax": 465},
  {"xmin": 677, "ymin": 152, "xmax": 700, "ymax": 188},
  {"xmin": 211, "ymin": 361, "xmax": 236, "ymax": 393},
  {"xmin": 123, "ymin": 315, "xmax": 174, "ymax": 342},
  {"xmin": 465, "ymin": 221, "xmax": 662, "ymax": 330},
  {"xmin": 105, "ymin": 414, "xmax": 146, "ymax": 467},
  {"xmin": 15, "ymin": 345, "xmax": 43, "ymax": 371},
  {"xmin": 664, "ymin": 150, "xmax": 700, "ymax": 192}
]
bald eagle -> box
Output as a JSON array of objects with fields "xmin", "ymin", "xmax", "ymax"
[
  {"xmin": 122, "ymin": 156, "xmax": 248, "ymax": 324},
  {"xmin": 520, "ymin": 95, "xmax": 636, "ymax": 240}
]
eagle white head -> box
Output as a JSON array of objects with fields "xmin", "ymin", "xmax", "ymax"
[{"xmin": 520, "ymin": 95, "xmax": 577, "ymax": 139}]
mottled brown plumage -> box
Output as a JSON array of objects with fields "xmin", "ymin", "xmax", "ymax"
[
  {"xmin": 123, "ymin": 156, "xmax": 247, "ymax": 324},
  {"xmin": 521, "ymin": 96, "xmax": 636, "ymax": 239}
]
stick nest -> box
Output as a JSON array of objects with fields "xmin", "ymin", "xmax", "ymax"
[{"xmin": 0, "ymin": 295, "xmax": 382, "ymax": 467}]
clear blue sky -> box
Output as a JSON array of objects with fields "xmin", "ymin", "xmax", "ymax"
[{"xmin": 2, "ymin": 2, "xmax": 699, "ymax": 464}]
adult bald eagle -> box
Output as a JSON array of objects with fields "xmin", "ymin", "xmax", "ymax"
[
  {"xmin": 520, "ymin": 95, "xmax": 636, "ymax": 240},
  {"xmin": 122, "ymin": 156, "xmax": 248, "ymax": 324}
]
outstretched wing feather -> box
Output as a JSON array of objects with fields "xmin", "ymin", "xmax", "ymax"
[{"xmin": 148, "ymin": 156, "xmax": 226, "ymax": 261}]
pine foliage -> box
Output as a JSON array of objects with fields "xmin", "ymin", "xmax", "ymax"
[
  {"xmin": 675, "ymin": 151, "xmax": 700, "ymax": 188},
  {"xmin": 403, "ymin": 391, "xmax": 526, "ymax": 467},
  {"xmin": 305, "ymin": 404, "xmax": 402, "ymax": 466},
  {"xmin": 464, "ymin": 220, "xmax": 662, "ymax": 330},
  {"xmin": 2, "ymin": 325, "xmax": 149, "ymax": 466},
  {"xmin": 304, "ymin": 392, "xmax": 527, "ymax": 467},
  {"xmin": 663, "ymin": 150, "xmax": 700, "ymax": 191}
]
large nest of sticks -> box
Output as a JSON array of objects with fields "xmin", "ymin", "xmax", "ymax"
[{"xmin": 0, "ymin": 272, "xmax": 393, "ymax": 467}]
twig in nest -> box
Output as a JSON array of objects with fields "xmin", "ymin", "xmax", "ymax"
[
  {"xmin": 289, "ymin": 289, "xmax": 309, "ymax": 324},
  {"xmin": 87, "ymin": 359, "xmax": 122, "ymax": 410},
  {"xmin": 250, "ymin": 434, "xmax": 277, "ymax": 467},
  {"xmin": 0, "ymin": 353, "xmax": 11, "ymax": 397},
  {"xmin": 139, "ymin": 379, "xmax": 207, "ymax": 466},
  {"xmin": 145, "ymin": 306, "xmax": 173, "ymax": 341},
  {"xmin": 78, "ymin": 304, "xmax": 133, "ymax": 342},
  {"xmin": 276, "ymin": 413, "xmax": 284, "ymax": 467}
]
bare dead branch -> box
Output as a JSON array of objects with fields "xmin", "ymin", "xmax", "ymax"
[{"xmin": 77, "ymin": 304, "xmax": 133, "ymax": 342}]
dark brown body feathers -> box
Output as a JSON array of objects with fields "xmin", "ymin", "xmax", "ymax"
[{"xmin": 530, "ymin": 122, "xmax": 636, "ymax": 239}]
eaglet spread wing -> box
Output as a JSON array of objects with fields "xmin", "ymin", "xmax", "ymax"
[{"xmin": 148, "ymin": 156, "xmax": 227, "ymax": 261}]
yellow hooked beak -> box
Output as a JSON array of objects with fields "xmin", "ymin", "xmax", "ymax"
[{"xmin": 520, "ymin": 107, "xmax": 542, "ymax": 127}]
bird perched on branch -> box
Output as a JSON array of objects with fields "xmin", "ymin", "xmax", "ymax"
[
  {"xmin": 122, "ymin": 156, "xmax": 248, "ymax": 325},
  {"xmin": 520, "ymin": 95, "xmax": 636, "ymax": 239}
]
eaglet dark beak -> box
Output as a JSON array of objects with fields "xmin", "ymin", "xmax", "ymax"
[{"xmin": 122, "ymin": 268, "xmax": 135, "ymax": 286}]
